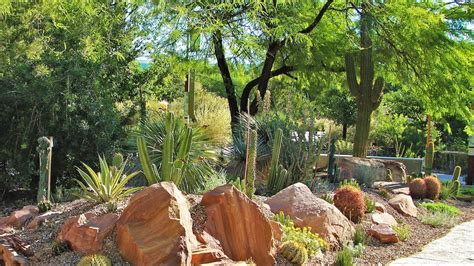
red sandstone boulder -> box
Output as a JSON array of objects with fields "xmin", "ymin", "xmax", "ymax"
[
  {"xmin": 0, "ymin": 242, "xmax": 28, "ymax": 266},
  {"xmin": 389, "ymin": 194, "xmax": 417, "ymax": 217},
  {"xmin": 265, "ymin": 183, "xmax": 354, "ymax": 248},
  {"xmin": 27, "ymin": 211, "xmax": 61, "ymax": 231},
  {"xmin": 57, "ymin": 212, "xmax": 118, "ymax": 254},
  {"xmin": 368, "ymin": 224, "xmax": 399, "ymax": 244},
  {"xmin": 201, "ymin": 185, "xmax": 276, "ymax": 266},
  {"xmin": 371, "ymin": 212, "xmax": 397, "ymax": 226},
  {"xmin": 191, "ymin": 245, "xmax": 229, "ymax": 265},
  {"xmin": 7, "ymin": 206, "xmax": 39, "ymax": 229},
  {"xmin": 116, "ymin": 182, "xmax": 198, "ymax": 265}
]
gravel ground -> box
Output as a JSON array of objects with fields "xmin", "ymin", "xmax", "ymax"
[{"xmin": 1, "ymin": 187, "xmax": 473, "ymax": 265}]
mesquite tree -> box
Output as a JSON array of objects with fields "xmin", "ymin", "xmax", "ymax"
[{"xmin": 344, "ymin": 2, "xmax": 384, "ymax": 157}]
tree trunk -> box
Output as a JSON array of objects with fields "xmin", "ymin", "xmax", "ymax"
[
  {"xmin": 212, "ymin": 31, "xmax": 240, "ymax": 131},
  {"xmin": 342, "ymin": 123, "xmax": 347, "ymax": 140}
]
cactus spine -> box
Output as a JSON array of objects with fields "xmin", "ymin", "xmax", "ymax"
[
  {"xmin": 244, "ymin": 129, "xmax": 257, "ymax": 198},
  {"xmin": 280, "ymin": 241, "xmax": 308, "ymax": 265},
  {"xmin": 328, "ymin": 136, "xmax": 337, "ymax": 182},
  {"xmin": 267, "ymin": 128, "xmax": 288, "ymax": 195},
  {"xmin": 425, "ymin": 142, "xmax": 434, "ymax": 176}
]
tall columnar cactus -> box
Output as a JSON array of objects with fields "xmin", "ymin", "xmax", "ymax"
[
  {"xmin": 187, "ymin": 70, "xmax": 197, "ymax": 122},
  {"xmin": 452, "ymin": 166, "xmax": 461, "ymax": 182},
  {"xmin": 267, "ymin": 128, "xmax": 289, "ymax": 194},
  {"xmin": 137, "ymin": 136, "xmax": 159, "ymax": 185},
  {"xmin": 425, "ymin": 142, "xmax": 434, "ymax": 176},
  {"xmin": 345, "ymin": 2, "xmax": 384, "ymax": 157},
  {"xmin": 37, "ymin": 137, "xmax": 52, "ymax": 202},
  {"xmin": 449, "ymin": 166, "xmax": 462, "ymax": 196},
  {"xmin": 327, "ymin": 137, "xmax": 337, "ymax": 182},
  {"xmin": 244, "ymin": 129, "xmax": 257, "ymax": 198}
]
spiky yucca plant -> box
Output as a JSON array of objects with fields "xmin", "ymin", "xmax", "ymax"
[{"xmin": 75, "ymin": 155, "xmax": 141, "ymax": 203}]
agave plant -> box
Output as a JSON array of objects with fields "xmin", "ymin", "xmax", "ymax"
[
  {"xmin": 135, "ymin": 112, "xmax": 218, "ymax": 193},
  {"xmin": 75, "ymin": 155, "xmax": 141, "ymax": 203}
]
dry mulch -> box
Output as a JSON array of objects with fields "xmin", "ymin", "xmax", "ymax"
[{"xmin": 355, "ymin": 189, "xmax": 474, "ymax": 265}]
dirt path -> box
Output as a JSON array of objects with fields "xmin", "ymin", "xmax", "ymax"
[{"xmin": 390, "ymin": 220, "xmax": 474, "ymax": 265}]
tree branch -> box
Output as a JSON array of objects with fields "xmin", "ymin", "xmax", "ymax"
[{"xmin": 299, "ymin": 0, "xmax": 336, "ymax": 34}]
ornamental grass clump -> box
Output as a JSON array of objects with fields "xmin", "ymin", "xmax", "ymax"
[{"xmin": 334, "ymin": 186, "xmax": 365, "ymax": 223}]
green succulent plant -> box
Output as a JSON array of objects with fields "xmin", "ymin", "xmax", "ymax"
[{"xmin": 77, "ymin": 254, "xmax": 111, "ymax": 266}]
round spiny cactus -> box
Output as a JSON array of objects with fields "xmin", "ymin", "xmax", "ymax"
[
  {"xmin": 334, "ymin": 186, "xmax": 365, "ymax": 223},
  {"xmin": 280, "ymin": 241, "xmax": 308, "ymax": 265},
  {"xmin": 77, "ymin": 254, "xmax": 111, "ymax": 266},
  {"xmin": 409, "ymin": 178, "xmax": 426, "ymax": 199},
  {"xmin": 424, "ymin": 176, "xmax": 441, "ymax": 200}
]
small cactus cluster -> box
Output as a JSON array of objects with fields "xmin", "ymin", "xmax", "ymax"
[
  {"xmin": 409, "ymin": 176, "xmax": 441, "ymax": 200},
  {"xmin": 38, "ymin": 199, "xmax": 53, "ymax": 213},
  {"xmin": 280, "ymin": 241, "xmax": 308, "ymax": 265},
  {"xmin": 77, "ymin": 254, "xmax": 111, "ymax": 266},
  {"xmin": 334, "ymin": 185, "xmax": 365, "ymax": 223},
  {"xmin": 449, "ymin": 166, "xmax": 462, "ymax": 197},
  {"xmin": 51, "ymin": 240, "xmax": 69, "ymax": 256}
]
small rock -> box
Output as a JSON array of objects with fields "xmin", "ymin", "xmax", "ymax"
[
  {"xmin": 368, "ymin": 224, "xmax": 399, "ymax": 244},
  {"xmin": 191, "ymin": 246, "xmax": 229, "ymax": 265},
  {"xmin": 371, "ymin": 213, "xmax": 397, "ymax": 226},
  {"xmin": 26, "ymin": 211, "xmax": 61, "ymax": 231},
  {"xmin": 389, "ymin": 194, "xmax": 417, "ymax": 217},
  {"xmin": 6, "ymin": 205, "xmax": 39, "ymax": 229},
  {"xmin": 57, "ymin": 212, "xmax": 118, "ymax": 254},
  {"xmin": 375, "ymin": 202, "xmax": 386, "ymax": 213}
]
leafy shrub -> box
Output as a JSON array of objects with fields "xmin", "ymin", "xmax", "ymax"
[
  {"xmin": 335, "ymin": 246, "xmax": 354, "ymax": 266},
  {"xmin": 424, "ymin": 176, "xmax": 441, "ymax": 200},
  {"xmin": 54, "ymin": 186, "xmax": 83, "ymax": 203},
  {"xmin": 38, "ymin": 200, "xmax": 52, "ymax": 213},
  {"xmin": 347, "ymin": 243, "xmax": 365, "ymax": 258},
  {"xmin": 273, "ymin": 212, "xmax": 328, "ymax": 255},
  {"xmin": 334, "ymin": 186, "xmax": 365, "ymax": 223},
  {"xmin": 421, "ymin": 202, "xmax": 461, "ymax": 216},
  {"xmin": 409, "ymin": 178, "xmax": 426, "ymax": 199},
  {"xmin": 378, "ymin": 188, "xmax": 390, "ymax": 199},
  {"xmin": 336, "ymin": 140, "xmax": 354, "ymax": 155},
  {"xmin": 198, "ymin": 170, "xmax": 228, "ymax": 194},
  {"xmin": 392, "ymin": 224, "xmax": 411, "ymax": 241},
  {"xmin": 419, "ymin": 211, "xmax": 459, "ymax": 228},
  {"xmin": 280, "ymin": 241, "xmax": 308, "ymax": 265},
  {"xmin": 320, "ymin": 193, "xmax": 333, "ymax": 204},
  {"xmin": 77, "ymin": 254, "xmax": 111, "ymax": 266},
  {"xmin": 169, "ymin": 87, "xmax": 232, "ymax": 145},
  {"xmin": 75, "ymin": 155, "xmax": 141, "ymax": 203},
  {"xmin": 353, "ymin": 226, "xmax": 366, "ymax": 245},
  {"xmin": 135, "ymin": 113, "xmax": 218, "ymax": 193},
  {"xmin": 364, "ymin": 197, "xmax": 375, "ymax": 213}
]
